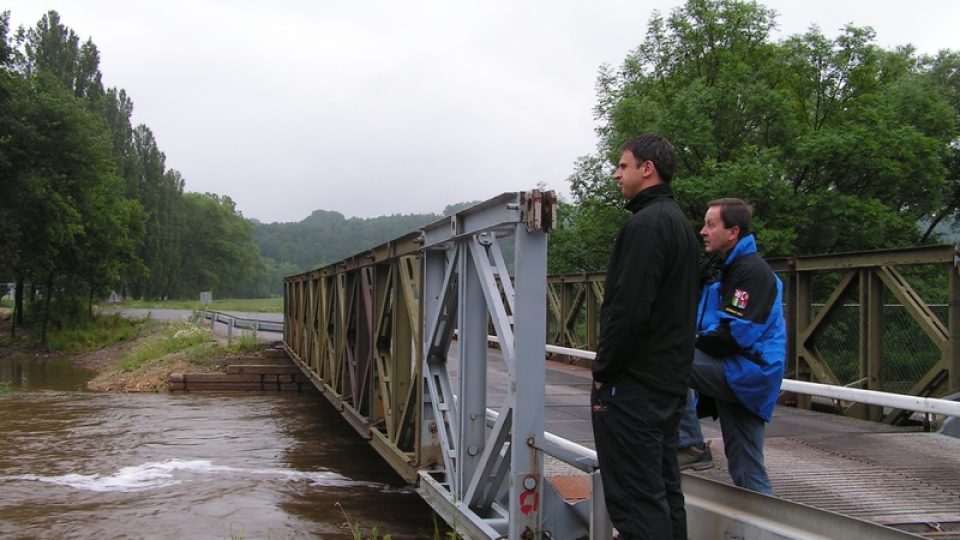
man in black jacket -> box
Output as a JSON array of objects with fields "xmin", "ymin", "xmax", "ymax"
[{"xmin": 591, "ymin": 134, "xmax": 700, "ymax": 539}]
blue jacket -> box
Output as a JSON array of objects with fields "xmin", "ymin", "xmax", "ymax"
[{"xmin": 696, "ymin": 234, "xmax": 786, "ymax": 421}]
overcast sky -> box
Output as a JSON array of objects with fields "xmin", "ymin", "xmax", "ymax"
[{"xmin": 5, "ymin": 1, "xmax": 959, "ymax": 223}]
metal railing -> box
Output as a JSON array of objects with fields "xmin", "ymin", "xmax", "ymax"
[
  {"xmin": 198, "ymin": 310, "xmax": 283, "ymax": 337},
  {"xmin": 546, "ymin": 245, "xmax": 960, "ymax": 425},
  {"xmin": 535, "ymin": 338, "xmax": 960, "ymax": 421}
]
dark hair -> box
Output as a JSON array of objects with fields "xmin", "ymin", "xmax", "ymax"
[
  {"xmin": 708, "ymin": 198, "xmax": 753, "ymax": 238},
  {"xmin": 619, "ymin": 134, "xmax": 678, "ymax": 182}
]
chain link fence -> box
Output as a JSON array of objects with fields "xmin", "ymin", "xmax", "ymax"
[{"xmin": 813, "ymin": 303, "xmax": 944, "ymax": 394}]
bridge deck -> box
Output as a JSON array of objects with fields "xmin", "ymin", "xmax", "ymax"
[{"xmin": 461, "ymin": 349, "xmax": 960, "ymax": 538}]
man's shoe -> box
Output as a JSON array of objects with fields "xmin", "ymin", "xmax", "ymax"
[{"xmin": 678, "ymin": 441, "xmax": 714, "ymax": 471}]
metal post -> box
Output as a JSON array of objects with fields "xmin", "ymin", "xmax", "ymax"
[
  {"xmin": 421, "ymin": 242, "xmax": 454, "ymax": 479},
  {"xmin": 560, "ymin": 280, "xmax": 573, "ymax": 348},
  {"xmin": 587, "ymin": 279, "xmax": 600, "ymax": 353},
  {"xmin": 458, "ymin": 239, "xmax": 488, "ymax": 494},
  {"xmin": 795, "ymin": 271, "xmax": 812, "ymax": 410},
  {"xmin": 858, "ymin": 269, "xmax": 884, "ymax": 421},
  {"xmin": 590, "ymin": 471, "xmax": 613, "ymax": 539},
  {"xmin": 508, "ymin": 220, "xmax": 548, "ymax": 539},
  {"xmin": 951, "ymin": 261, "xmax": 960, "ymax": 394}
]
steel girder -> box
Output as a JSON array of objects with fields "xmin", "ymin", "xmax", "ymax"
[
  {"xmin": 282, "ymin": 233, "xmax": 425, "ymax": 481},
  {"xmin": 282, "ymin": 192, "xmax": 593, "ymax": 539},
  {"xmin": 547, "ymin": 245, "xmax": 960, "ymax": 423},
  {"xmin": 546, "ymin": 274, "xmax": 604, "ymax": 356},
  {"xmin": 419, "ymin": 190, "xmax": 586, "ymax": 539}
]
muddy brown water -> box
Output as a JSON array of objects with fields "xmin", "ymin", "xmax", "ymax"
[{"xmin": 0, "ymin": 357, "xmax": 439, "ymax": 539}]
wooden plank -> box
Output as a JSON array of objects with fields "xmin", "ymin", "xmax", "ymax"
[
  {"xmin": 178, "ymin": 382, "xmax": 266, "ymax": 391},
  {"xmin": 226, "ymin": 364, "xmax": 300, "ymax": 375},
  {"xmin": 182, "ymin": 373, "xmax": 262, "ymax": 383}
]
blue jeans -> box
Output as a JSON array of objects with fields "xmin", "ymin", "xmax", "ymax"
[
  {"xmin": 678, "ymin": 388, "xmax": 704, "ymax": 449},
  {"xmin": 678, "ymin": 350, "xmax": 774, "ymax": 495}
]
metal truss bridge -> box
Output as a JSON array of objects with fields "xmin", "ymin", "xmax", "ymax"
[{"xmin": 281, "ymin": 189, "xmax": 960, "ymax": 539}]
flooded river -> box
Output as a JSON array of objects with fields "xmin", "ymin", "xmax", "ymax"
[{"xmin": 0, "ymin": 357, "xmax": 439, "ymax": 539}]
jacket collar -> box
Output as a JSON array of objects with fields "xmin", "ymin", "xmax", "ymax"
[
  {"xmin": 625, "ymin": 183, "xmax": 674, "ymax": 214},
  {"xmin": 724, "ymin": 233, "xmax": 758, "ymax": 266}
]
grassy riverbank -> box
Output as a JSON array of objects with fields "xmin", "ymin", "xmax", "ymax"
[
  {"xmin": 1, "ymin": 313, "xmax": 269, "ymax": 392},
  {"xmin": 118, "ymin": 297, "xmax": 282, "ymax": 313}
]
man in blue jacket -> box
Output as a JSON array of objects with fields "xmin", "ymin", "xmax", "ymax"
[{"xmin": 678, "ymin": 198, "xmax": 786, "ymax": 496}]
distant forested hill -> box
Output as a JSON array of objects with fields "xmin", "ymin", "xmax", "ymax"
[{"xmin": 253, "ymin": 210, "xmax": 439, "ymax": 273}]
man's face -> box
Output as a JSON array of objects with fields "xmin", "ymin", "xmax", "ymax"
[
  {"xmin": 613, "ymin": 150, "xmax": 649, "ymax": 199},
  {"xmin": 701, "ymin": 205, "xmax": 738, "ymax": 255}
]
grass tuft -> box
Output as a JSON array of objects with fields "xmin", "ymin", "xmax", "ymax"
[
  {"xmin": 117, "ymin": 297, "xmax": 282, "ymax": 313},
  {"xmin": 46, "ymin": 313, "xmax": 145, "ymax": 353},
  {"xmin": 117, "ymin": 324, "xmax": 216, "ymax": 372},
  {"xmin": 227, "ymin": 331, "xmax": 263, "ymax": 355},
  {"xmin": 337, "ymin": 502, "xmax": 392, "ymax": 540}
]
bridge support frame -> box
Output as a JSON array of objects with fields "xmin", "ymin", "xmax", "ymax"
[{"xmin": 418, "ymin": 190, "xmax": 591, "ymax": 539}]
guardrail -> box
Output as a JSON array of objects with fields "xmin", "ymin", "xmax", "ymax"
[
  {"xmin": 548, "ymin": 245, "xmax": 960, "ymax": 425},
  {"xmin": 535, "ymin": 339, "xmax": 960, "ymax": 421},
  {"xmin": 198, "ymin": 310, "xmax": 283, "ymax": 337}
]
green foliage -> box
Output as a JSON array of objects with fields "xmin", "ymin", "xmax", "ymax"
[
  {"xmin": 548, "ymin": 156, "xmax": 626, "ymax": 273},
  {"xmin": 174, "ymin": 193, "xmax": 267, "ymax": 298},
  {"xmin": 442, "ymin": 201, "xmax": 482, "ymax": 216},
  {"xmin": 0, "ymin": 8, "xmax": 282, "ymax": 339},
  {"xmin": 254, "ymin": 210, "xmax": 439, "ymax": 272},
  {"xmin": 553, "ymin": 0, "xmax": 960, "ymax": 271},
  {"xmin": 226, "ymin": 331, "xmax": 263, "ymax": 355},
  {"xmin": 117, "ymin": 323, "xmax": 215, "ymax": 372},
  {"xmin": 0, "ymin": 380, "xmax": 11, "ymax": 394},
  {"xmin": 336, "ymin": 502, "xmax": 393, "ymax": 540},
  {"xmin": 121, "ymin": 297, "xmax": 282, "ymax": 313},
  {"xmin": 263, "ymin": 257, "xmax": 301, "ymax": 295},
  {"xmin": 45, "ymin": 312, "xmax": 143, "ymax": 353}
]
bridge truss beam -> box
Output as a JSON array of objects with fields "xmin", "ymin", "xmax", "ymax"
[
  {"xmin": 418, "ymin": 190, "xmax": 586, "ymax": 539},
  {"xmin": 282, "ymin": 190, "xmax": 937, "ymax": 539}
]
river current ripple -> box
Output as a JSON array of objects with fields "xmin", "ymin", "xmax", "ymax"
[{"xmin": 0, "ymin": 390, "xmax": 438, "ymax": 539}]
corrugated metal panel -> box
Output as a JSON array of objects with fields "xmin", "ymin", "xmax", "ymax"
[{"xmin": 688, "ymin": 432, "xmax": 960, "ymax": 538}]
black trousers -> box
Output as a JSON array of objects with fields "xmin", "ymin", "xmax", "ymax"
[{"xmin": 591, "ymin": 377, "xmax": 686, "ymax": 540}]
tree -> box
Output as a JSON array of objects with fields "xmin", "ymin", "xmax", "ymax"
[
  {"xmin": 548, "ymin": 156, "xmax": 626, "ymax": 273},
  {"xmin": 253, "ymin": 209, "xmax": 439, "ymax": 271},
  {"xmin": 4, "ymin": 8, "xmax": 287, "ymax": 321},
  {"xmin": 0, "ymin": 10, "xmax": 147, "ymax": 340},
  {"xmin": 918, "ymin": 50, "xmax": 960, "ymax": 241},
  {"xmin": 20, "ymin": 10, "xmax": 103, "ymax": 102},
  {"xmin": 177, "ymin": 193, "xmax": 266, "ymax": 299},
  {"xmin": 3, "ymin": 76, "xmax": 136, "ymax": 338},
  {"xmin": 553, "ymin": 0, "xmax": 959, "ymax": 273},
  {"xmin": 126, "ymin": 125, "xmax": 183, "ymax": 298}
]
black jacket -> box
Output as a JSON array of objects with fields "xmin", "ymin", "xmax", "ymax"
[{"xmin": 592, "ymin": 183, "xmax": 700, "ymax": 396}]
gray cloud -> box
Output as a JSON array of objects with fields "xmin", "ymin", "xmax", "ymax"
[{"xmin": 6, "ymin": 0, "xmax": 958, "ymax": 222}]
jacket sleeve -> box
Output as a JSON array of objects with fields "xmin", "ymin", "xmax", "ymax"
[
  {"xmin": 697, "ymin": 259, "xmax": 776, "ymax": 355},
  {"xmin": 593, "ymin": 220, "xmax": 665, "ymax": 382}
]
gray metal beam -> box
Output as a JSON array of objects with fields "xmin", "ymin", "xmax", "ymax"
[{"xmin": 683, "ymin": 474, "xmax": 921, "ymax": 539}]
